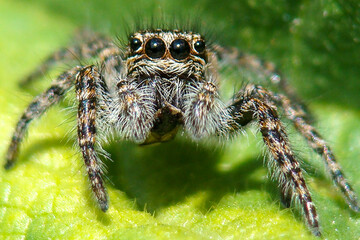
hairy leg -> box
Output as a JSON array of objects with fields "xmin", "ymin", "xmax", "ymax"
[
  {"xmin": 76, "ymin": 65, "xmax": 109, "ymax": 211},
  {"xmin": 5, "ymin": 66, "xmax": 82, "ymax": 169},
  {"xmin": 275, "ymin": 93, "xmax": 360, "ymax": 212},
  {"xmin": 216, "ymin": 46, "xmax": 359, "ymax": 211},
  {"xmin": 21, "ymin": 30, "xmax": 120, "ymax": 87},
  {"xmin": 226, "ymin": 84, "xmax": 320, "ymax": 236},
  {"xmin": 213, "ymin": 45, "xmax": 293, "ymax": 95},
  {"xmin": 246, "ymin": 84, "xmax": 359, "ymax": 212},
  {"xmin": 213, "ymin": 45, "xmax": 313, "ymax": 122}
]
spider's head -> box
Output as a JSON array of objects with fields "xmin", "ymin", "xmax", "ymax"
[{"xmin": 125, "ymin": 30, "xmax": 207, "ymax": 80}]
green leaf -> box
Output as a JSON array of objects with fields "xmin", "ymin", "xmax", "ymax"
[{"xmin": 1, "ymin": 0, "xmax": 359, "ymax": 239}]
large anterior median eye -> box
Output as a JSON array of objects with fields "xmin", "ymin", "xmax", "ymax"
[
  {"xmin": 145, "ymin": 38, "xmax": 166, "ymax": 59},
  {"xmin": 169, "ymin": 39, "xmax": 190, "ymax": 60}
]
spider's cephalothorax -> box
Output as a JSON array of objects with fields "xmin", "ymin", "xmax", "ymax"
[
  {"xmin": 5, "ymin": 29, "xmax": 359, "ymax": 237},
  {"xmin": 111, "ymin": 30, "xmax": 229, "ymax": 144}
]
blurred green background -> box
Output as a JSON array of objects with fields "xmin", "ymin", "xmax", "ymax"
[{"xmin": 0, "ymin": 0, "xmax": 360, "ymax": 239}]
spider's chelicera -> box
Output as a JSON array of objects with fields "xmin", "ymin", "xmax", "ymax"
[{"xmin": 5, "ymin": 29, "xmax": 359, "ymax": 236}]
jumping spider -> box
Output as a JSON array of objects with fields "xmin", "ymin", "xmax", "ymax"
[{"xmin": 5, "ymin": 29, "xmax": 359, "ymax": 236}]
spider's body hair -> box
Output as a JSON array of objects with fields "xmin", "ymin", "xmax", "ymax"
[{"xmin": 94, "ymin": 30, "xmax": 229, "ymax": 144}]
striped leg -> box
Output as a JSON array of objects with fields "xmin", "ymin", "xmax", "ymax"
[
  {"xmin": 75, "ymin": 65, "xmax": 108, "ymax": 211},
  {"xmin": 228, "ymin": 85, "xmax": 320, "ymax": 236},
  {"xmin": 213, "ymin": 45, "xmax": 293, "ymax": 96},
  {"xmin": 277, "ymin": 94, "xmax": 359, "ymax": 212},
  {"xmin": 5, "ymin": 66, "xmax": 82, "ymax": 169},
  {"xmin": 20, "ymin": 30, "xmax": 119, "ymax": 87},
  {"xmin": 214, "ymin": 45, "xmax": 313, "ymax": 122},
  {"xmin": 248, "ymin": 84, "xmax": 359, "ymax": 212}
]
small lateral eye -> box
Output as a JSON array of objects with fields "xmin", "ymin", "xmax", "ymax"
[
  {"xmin": 169, "ymin": 39, "xmax": 190, "ymax": 60},
  {"xmin": 145, "ymin": 38, "xmax": 166, "ymax": 59},
  {"xmin": 194, "ymin": 40, "xmax": 206, "ymax": 54},
  {"xmin": 130, "ymin": 38, "xmax": 142, "ymax": 51}
]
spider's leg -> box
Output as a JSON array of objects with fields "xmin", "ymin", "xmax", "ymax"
[
  {"xmin": 226, "ymin": 84, "xmax": 320, "ymax": 236},
  {"xmin": 213, "ymin": 45, "xmax": 293, "ymax": 94},
  {"xmin": 275, "ymin": 93, "xmax": 360, "ymax": 212},
  {"xmin": 76, "ymin": 66, "xmax": 109, "ymax": 211},
  {"xmin": 5, "ymin": 66, "xmax": 82, "ymax": 169},
  {"xmin": 216, "ymin": 46, "xmax": 359, "ymax": 210},
  {"xmin": 20, "ymin": 30, "xmax": 120, "ymax": 87},
  {"xmin": 214, "ymin": 45, "xmax": 312, "ymax": 122}
]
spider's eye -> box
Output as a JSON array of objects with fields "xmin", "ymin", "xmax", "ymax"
[
  {"xmin": 169, "ymin": 39, "xmax": 190, "ymax": 60},
  {"xmin": 145, "ymin": 38, "xmax": 166, "ymax": 59},
  {"xmin": 130, "ymin": 38, "xmax": 142, "ymax": 52},
  {"xmin": 194, "ymin": 40, "xmax": 206, "ymax": 54}
]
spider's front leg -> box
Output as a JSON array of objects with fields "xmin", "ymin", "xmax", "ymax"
[
  {"xmin": 75, "ymin": 66, "xmax": 109, "ymax": 211},
  {"xmin": 228, "ymin": 85, "xmax": 320, "ymax": 236}
]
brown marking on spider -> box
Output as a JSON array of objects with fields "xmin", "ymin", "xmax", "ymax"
[{"xmin": 5, "ymin": 29, "xmax": 359, "ymax": 237}]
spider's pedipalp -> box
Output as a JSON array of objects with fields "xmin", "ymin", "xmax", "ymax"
[
  {"xmin": 113, "ymin": 78, "xmax": 157, "ymax": 142},
  {"xmin": 183, "ymin": 76, "xmax": 230, "ymax": 138}
]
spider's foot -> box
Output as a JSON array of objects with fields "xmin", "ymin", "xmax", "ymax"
[
  {"xmin": 98, "ymin": 198, "xmax": 109, "ymax": 212},
  {"xmin": 4, "ymin": 159, "xmax": 15, "ymax": 170},
  {"xmin": 347, "ymin": 198, "xmax": 360, "ymax": 213},
  {"xmin": 311, "ymin": 228, "xmax": 321, "ymax": 237}
]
